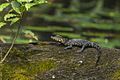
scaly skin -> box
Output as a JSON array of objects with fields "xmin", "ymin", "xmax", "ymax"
[{"xmin": 51, "ymin": 35, "xmax": 101, "ymax": 66}]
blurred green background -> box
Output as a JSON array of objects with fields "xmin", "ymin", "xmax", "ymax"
[{"xmin": 0, "ymin": 0, "xmax": 120, "ymax": 48}]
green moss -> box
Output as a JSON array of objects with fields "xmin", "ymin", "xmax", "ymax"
[
  {"xmin": 112, "ymin": 70, "xmax": 120, "ymax": 80},
  {"xmin": 0, "ymin": 64, "xmax": 2, "ymax": 80},
  {"xmin": 2, "ymin": 59, "xmax": 57, "ymax": 80},
  {"xmin": 25, "ymin": 59, "xmax": 57, "ymax": 74}
]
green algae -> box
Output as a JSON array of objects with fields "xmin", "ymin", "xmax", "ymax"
[{"xmin": 1, "ymin": 59, "xmax": 57, "ymax": 80}]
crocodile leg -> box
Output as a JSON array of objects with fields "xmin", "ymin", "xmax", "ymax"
[
  {"xmin": 77, "ymin": 42, "xmax": 89, "ymax": 52},
  {"xmin": 64, "ymin": 45, "xmax": 72, "ymax": 49}
]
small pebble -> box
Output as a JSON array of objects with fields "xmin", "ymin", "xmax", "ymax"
[
  {"xmin": 52, "ymin": 75, "xmax": 55, "ymax": 79},
  {"xmin": 79, "ymin": 60, "xmax": 83, "ymax": 63}
]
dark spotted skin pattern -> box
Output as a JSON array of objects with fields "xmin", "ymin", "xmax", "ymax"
[
  {"xmin": 51, "ymin": 35, "xmax": 101, "ymax": 66},
  {"xmin": 64, "ymin": 39, "xmax": 101, "ymax": 53}
]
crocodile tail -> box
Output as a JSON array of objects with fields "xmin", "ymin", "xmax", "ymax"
[{"xmin": 93, "ymin": 42, "xmax": 102, "ymax": 66}]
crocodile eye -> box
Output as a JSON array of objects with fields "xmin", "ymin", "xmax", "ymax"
[{"xmin": 59, "ymin": 39, "xmax": 62, "ymax": 42}]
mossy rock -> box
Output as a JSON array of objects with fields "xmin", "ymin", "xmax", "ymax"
[{"xmin": 0, "ymin": 42, "xmax": 120, "ymax": 80}]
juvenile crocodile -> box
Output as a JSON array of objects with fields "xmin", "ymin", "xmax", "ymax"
[{"xmin": 51, "ymin": 35, "xmax": 101, "ymax": 66}]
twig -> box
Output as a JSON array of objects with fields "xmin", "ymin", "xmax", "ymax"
[{"xmin": 0, "ymin": 16, "xmax": 22, "ymax": 64}]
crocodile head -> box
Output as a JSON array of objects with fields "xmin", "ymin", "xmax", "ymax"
[{"xmin": 51, "ymin": 35, "xmax": 68, "ymax": 43}]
